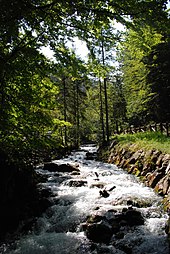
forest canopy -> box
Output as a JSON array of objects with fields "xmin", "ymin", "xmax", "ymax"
[{"xmin": 0, "ymin": 0, "xmax": 170, "ymax": 164}]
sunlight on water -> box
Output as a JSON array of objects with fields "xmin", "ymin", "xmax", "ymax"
[{"xmin": 1, "ymin": 145, "xmax": 169, "ymax": 254}]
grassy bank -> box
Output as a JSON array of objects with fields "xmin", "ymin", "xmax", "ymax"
[{"xmin": 113, "ymin": 132, "xmax": 170, "ymax": 154}]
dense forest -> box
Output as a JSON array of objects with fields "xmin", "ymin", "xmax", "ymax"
[
  {"xmin": 0, "ymin": 0, "xmax": 170, "ymax": 239},
  {"xmin": 0, "ymin": 0, "xmax": 170, "ymax": 159}
]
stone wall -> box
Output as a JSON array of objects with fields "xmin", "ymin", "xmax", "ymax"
[{"xmin": 98, "ymin": 140, "xmax": 170, "ymax": 211}]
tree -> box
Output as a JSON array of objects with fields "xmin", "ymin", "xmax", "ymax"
[
  {"xmin": 51, "ymin": 44, "xmax": 89, "ymax": 147},
  {"xmin": 119, "ymin": 26, "xmax": 163, "ymax": 126},
  {"xmin": 0, "ymin": 0, "xmax": 169, "ymax": 155},
  {"xmin": 145, "ymin": 41, "xmax": 170, "ymax": 122},
  {"xmin": 107, "ymin": 74, "xmax": 127, "ymax": 134},
  {"xmin": 86, "ymin": 21, "xmax": 120, "ymax": 143}
]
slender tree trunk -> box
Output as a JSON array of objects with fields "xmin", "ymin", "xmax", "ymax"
[
  {"xmin": 115, "ymin": 120, "xmax": 119, "ymax": 134},
  {"xmin": 76, "ymin": 81, "xmax": 80, "ymax": 147},
  {"xmin": 0, "ymin": 70, "xmax": 7, "ymax": 132},
  {"xmin": 101, "ymin": 40, "xmax": 109, "ymax": 143},
  {"xmin": 72, "ymin": 82, "xmax": 79, "ymax": 148},
  {"xmin": 99, "ymin": 79, "xmax": 105, "ymax": 142},
  {"xmin": 63, "ymin": 77, "xmax": 67, "ymax": 147}
]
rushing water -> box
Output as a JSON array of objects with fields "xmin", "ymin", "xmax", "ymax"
[{"xmin": 1, "ymin": 145, "xmax": 169, "ymax": 254}]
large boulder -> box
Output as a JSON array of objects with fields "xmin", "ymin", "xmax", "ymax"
[
  {"xmin": 83, "ymin": 207, "xmax": 144, "ymax": 245},
  {"xmin": 43, "ymin": 162, "xmax": 80, "ymax": 173},
  {"xmin": 122, "ymin": 209, "xmax": 145, "ymax": 226},
  {"xmin": 86, "ymin": 221, "xmax": 113, "ymax": 244}
]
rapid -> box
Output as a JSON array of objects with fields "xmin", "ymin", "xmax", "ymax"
[{"xmin": 1, "ymin": 144, "xmax": 169, "ymax": 254}]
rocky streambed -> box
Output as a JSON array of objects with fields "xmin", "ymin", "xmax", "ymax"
[{"xmin": 0, "ymin": 145, "xmax": 169, "ymax": 254}]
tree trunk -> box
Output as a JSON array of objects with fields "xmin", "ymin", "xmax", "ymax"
[
  {"xmin": 101, "ymin": 40, "xmax": 109, "ymax": 143},
  {"xmin": 76, "ymin": 81, "xmax": 80, "ymax": 147},
  {"xmin": 99, "ymin": 79, "xmax": 105, "ymax": 142},
  {"xmin": 63, "ymin": 77, "xmax": 67, "ymax": 147},
  {"xmin": 0, "ymin": 70, "xmax": 7, "ymax": 132}
]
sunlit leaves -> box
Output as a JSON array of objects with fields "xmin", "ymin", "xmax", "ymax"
[{"xmin": 119, "ymin": 25, "xmax": 163, "ymax": 125}]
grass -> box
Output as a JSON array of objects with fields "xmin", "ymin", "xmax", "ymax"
[{"xmin": 114, "ymin": 131, "xmax": 170, "ymax": 154}]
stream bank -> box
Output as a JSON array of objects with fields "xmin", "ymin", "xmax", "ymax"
[
  {"xmin": 0, "ymin": 145, "xmax": 73, "ymax": 243},
  {"xmin": 0, "ymin": 144, "xmax": 169, "ymax": 254},
  {"xmin": 97, "ymin": 140, "xmax": 170, "ymax": 234}
]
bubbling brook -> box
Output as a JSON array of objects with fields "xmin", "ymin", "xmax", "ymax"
[{"xmin": 1, "ymin": 145, "xmax": 169, "ymax": 253}]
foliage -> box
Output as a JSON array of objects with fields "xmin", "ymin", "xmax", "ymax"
[
  {"xmin": 119, "ymin": 26, "xmax": 163, "ymax": 126},
  {"xmin": 144, "ymin": 41, "xmax": 170, "ymax": 122},
  {"xmin": 0, "ymin": 0, "xmax": 169, "ymax": 164}
]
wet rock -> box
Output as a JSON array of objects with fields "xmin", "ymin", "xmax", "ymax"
[
  {"xmin": 94, "ymin": 206, "xmax": 100, "ymax": 210},
  {"xmin": 113, "ymin": 208, "xmax": 144, "ymax": 226},
  {"xmin": 86, "ymin": 221, "xmax": 113, "ymax": 244},
  {"xmin": 87, "ymin": 214, "xmax": 105, "ymax": 223},
  {"xmin": 90, "ymin": 182, "xmax": 105, "ymax": 189},
  {"xmin": 83, "ymin": 206, "xmax": 145, "ymax": 247},
  {"xmin": 86, "ymin": 152, "xmax": 98, "ymax": 160},
  {"xmin": 71, "ymin": 171, "xmax": 80, "ymax": 175},
  {"xmin": 43, "ymin": 162, "xmax": 59, "ymax": 171},
  {"xmin": 109, "ymin": 220, "xmax": 120, "ymax": 234},
  {"xmin": 117, "ymin": 243, "xmax": 132, "ymax": 254},
  {"xmin": 68, "ymin": 180, "xmax": 88, "ymax": 187},
  {"xmin": 59, "ymin": 163, "xmax": 80, "ymax": 172},
  {"xmin": 126, "ymin": 199, "xmax": 149, "ymax": 208},
  {"xmin": 122, "ymin": 208, "xmax": 144, "ymax": 226},
  {"xmin": 99, "ymin": 189, "xmax": 110, "ymax": 198},
  {"xmin": 127, "ymin": 200, "xmax": 133, "ymax": 206},
  {"xmin": 43, "ymin": 162, "xmax": 80, "ymax": 173}
]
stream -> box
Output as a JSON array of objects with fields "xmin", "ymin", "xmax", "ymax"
[{"xmin": 1, "ymin": 144, "xmax": 169, "ymax": 254}]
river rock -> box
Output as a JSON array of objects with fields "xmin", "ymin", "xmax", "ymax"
[
  {"xmin": 43, "ymin": 162, "xmax": 80, "ymax": 172},
  {"xmin": 84, "ymin": 208, "xmax": 144, "ymax": 244},
  {"xmin": 86, "ymin": 221, "xmax": 113, "ymax": 244},
  {"xmin": 99, "ymin": 189, "xmax": 110, "ymax": 198},
  {"xmin": 67, "ymin": 180, "xmax": 88, "ymax": 187},
  {"xmin": 122, "ymin": 209, "xmax": 144, "ymax": 226},
  {"xmin": 86, "ymin": 152, "xmax": 98, "ymax": 160},
  {"xmin": 90, "ymin": 182, "xmax": 105, "ymax": 189},
  {"xmin": 43, "ymin": 162, "xmax": 59, "ymax": 171},
  {"xmin": 87, "ymin": 214, "xmax": 105, "ymax": 223}
]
